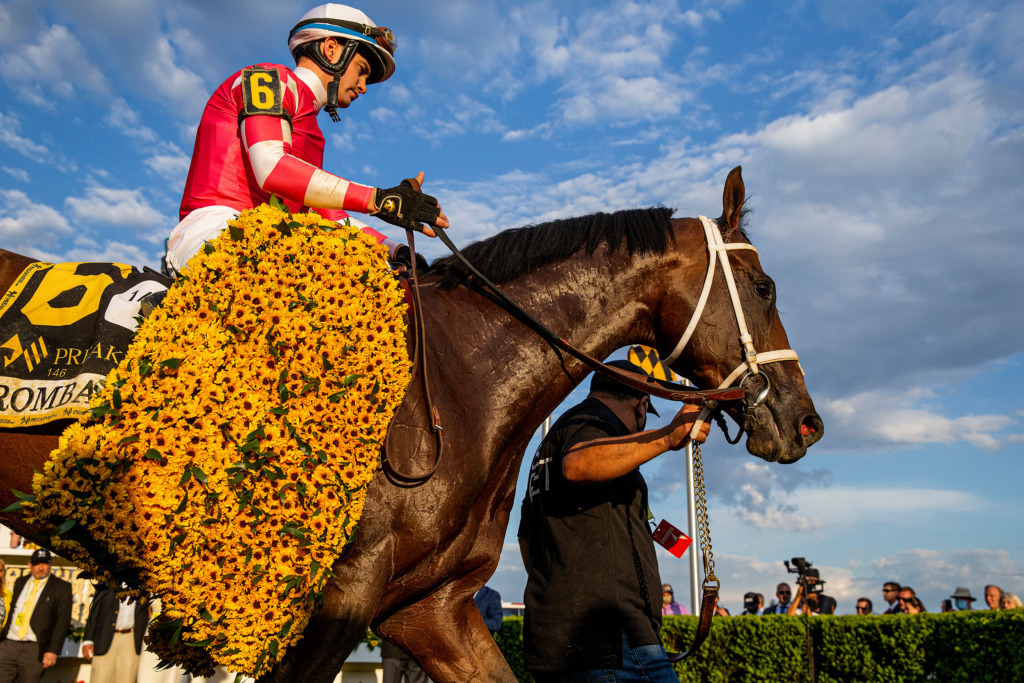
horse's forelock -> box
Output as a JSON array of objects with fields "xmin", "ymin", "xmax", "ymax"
[{"xmin": 431, "ymin": 206, "xmax": 676, "ymax": 289}]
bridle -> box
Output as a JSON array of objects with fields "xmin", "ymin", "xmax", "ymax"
[{"xmin": 662, "ymin": 216, "xmax": 803, "ymax": 443}]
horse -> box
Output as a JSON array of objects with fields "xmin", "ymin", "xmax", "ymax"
[{"xmin": 0, "ymin": 167, "xmax": 822, "ymax": 682}]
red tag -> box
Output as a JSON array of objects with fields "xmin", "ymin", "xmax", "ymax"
[{"xmin": 653, "ymin": 519, "xmax": 693, "ymax": 558}]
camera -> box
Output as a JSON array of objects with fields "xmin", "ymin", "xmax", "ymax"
[{"xmin": 784, "ymin": 557, "xmax": 825, "ymax": 595}]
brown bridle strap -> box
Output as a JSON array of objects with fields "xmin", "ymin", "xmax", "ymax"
[{"xmin": 381, "ymin": 227, "xmax": 443, "ymax": 486}]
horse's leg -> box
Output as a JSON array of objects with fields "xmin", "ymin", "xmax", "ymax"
[
  {"xmin": 259, "ymin": 540, "xmax": 392, "ymax": 683},
  {"xmin": 378, "ymin": 577, "xmax": 516, "ymax": 683}
]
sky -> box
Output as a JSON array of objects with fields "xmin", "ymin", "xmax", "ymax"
[{"xmin": 1, "ymin": 0, "xmax": 1022, "ymax": 618}]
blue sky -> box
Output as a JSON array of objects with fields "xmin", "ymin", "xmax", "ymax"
[{"xmin": 1, "ymin": 0, "xmax": 1022, "ymax": 617}]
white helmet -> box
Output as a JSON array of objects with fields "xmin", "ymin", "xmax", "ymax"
[{"xmin": 288, "ymin": 4, "xmax": 396, "ymax": 85}]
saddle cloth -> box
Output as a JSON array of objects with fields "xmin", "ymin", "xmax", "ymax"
[{"xmin": 0, "ymin": 261, "xmax": 169, "ymax": 428}]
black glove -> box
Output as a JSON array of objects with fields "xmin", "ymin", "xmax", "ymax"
[
  {"xmin": 371, "ymin": 180, "xmax": 441, "ymax": 232},
  {"xmin": 391, "ymin": 245, "xmax": 430, "ymax": 273}
]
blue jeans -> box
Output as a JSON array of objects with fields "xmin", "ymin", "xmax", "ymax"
[{"xmin": 539, "ymin": 631, "xmax": 679, "ymax": 682}]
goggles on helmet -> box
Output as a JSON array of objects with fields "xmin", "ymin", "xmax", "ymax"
[{"xmin": 289, "ymin": 18, "xmax": 397, "ymax": 56}]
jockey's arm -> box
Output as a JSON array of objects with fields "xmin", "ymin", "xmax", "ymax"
[
  {"xmin": 241, "ymin": 114, "xmax": 381, "ymax": 230},
  {"xmin": 240, "ymin": 116, "xmax": 448, "ymax": 249}
]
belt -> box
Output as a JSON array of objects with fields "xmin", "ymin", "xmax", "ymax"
[{"xmin": 114, "ymin": 628, "xmax": 134, "ymax": 634}]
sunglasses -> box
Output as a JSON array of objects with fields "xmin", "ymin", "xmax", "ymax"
[{"xmin": 856, "ymin": 605, "xmax": 870, "ymax": 611}]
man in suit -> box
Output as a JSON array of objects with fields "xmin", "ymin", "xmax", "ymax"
[
  {"xmin": 83, "ymin": 584, "xmax": 150, "ymax": 683},
  {"xmin": 474, "ymin": 585, "xmax": 503, "ymax": 635},
  {"xmin": 0, "ymin": 549, "xmax": 73, "ymax": 682}
]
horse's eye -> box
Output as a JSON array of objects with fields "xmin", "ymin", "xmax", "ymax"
[{"xmin": 754, "ymin": 281, "xmax": 773, "ymax": 300}]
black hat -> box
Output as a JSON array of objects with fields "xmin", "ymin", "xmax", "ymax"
[
  {"xmin": 744, "ymin": 592, "xmax": 758, "ymax": 601},
  {"xmin": 590, "ymin": 360, "xmax": 660, "ymax": 416},
  {"xmin": 30, "ymin": 548, "xmax": 52, "ymax": 565}
]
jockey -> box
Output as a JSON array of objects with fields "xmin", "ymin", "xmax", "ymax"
[{"xmin": 167, "ymin": 3, "xmax": 448, "ymax": 275}]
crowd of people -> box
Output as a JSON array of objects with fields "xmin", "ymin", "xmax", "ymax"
[{"xmin": 701, "ymin": 580, "xmax": 1024, "ymax": 617}]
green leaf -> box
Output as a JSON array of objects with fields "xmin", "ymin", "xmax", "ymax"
[
  {"xmin": 53, "ymin": 518, "xmax": 77, "ymax": 536},
  {"xmin": 268, "ymin": 194, "xmax": 288, "ymax": 212},
  {"xmin": 278, "ymin": 220, "xmax": 292, "ymax": 238},
  {"xmin": 143, "ymin": 449, "xmax": 165, "ymax": 464},
  {"xmin": 228, "ymin": 224, "xmax": 244, "ymax": 241},
  {"xmin": 168, "ymin": 534, "xmax": 186, "ymax": 553},
  {"xmin": 10, "ymin": 489, "xmax": 37, "ymax": 502},
  {"xmin": 159, "ymin": 358, "xmax": 182, "ymax": 370},
  {"xmin": 203, "ymin": 243, "xmax": 215, "ymax": 255},
  {"xmin": 192, "ymin": 466, "xmax": 208, "ymax": 486},
  {"xmin": 118, "ymin": 434, "xmax": 140, "ymax": 446},
  {"xmin": 111, "ymin": 389, "xmax": 122, "ymax": 410}
]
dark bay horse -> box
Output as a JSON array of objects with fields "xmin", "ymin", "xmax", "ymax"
[{"xmin": 0, "ymin": 167, "xmax": 822, "ymax": 681}]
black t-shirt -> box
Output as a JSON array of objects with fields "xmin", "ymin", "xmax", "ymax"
[{"xmin": 517, "ymin": 398, "xmax": 663, "ymax": 672}]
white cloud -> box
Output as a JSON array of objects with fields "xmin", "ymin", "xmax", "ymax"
[
  {"xmin": 0, "ymin": 190, "xmax": 74, "ymax": 259},
  {"xmin": 822, "ymin": 389, "xmax": 1018, "ymax": 450},
  {"xmin": 0, "ymin": 24, "xmax": 109, "ymax": 105},
  {"xmin": 65, "ymin": 186, "xmax": 167, "ymax": 228},
  {"xmin": 1, "ymin": 166, "xmax": 30, "ymax": 182},
  {"xmin": 143, "ymin": 154, "xmax": 190, "ymax": 186},
  {"xmin": 0, "ymin": 112, "xmax": 50, "ymax": 162}
]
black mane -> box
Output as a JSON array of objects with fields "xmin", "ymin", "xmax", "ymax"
[{"xmin": 431, "ymin": 206, "xmax": 677, "ymax": 289}]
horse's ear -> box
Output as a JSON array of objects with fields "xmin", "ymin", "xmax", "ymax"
[{"xmin": 722, "ymin": 166, "xmax": 745, "ymax": 232}]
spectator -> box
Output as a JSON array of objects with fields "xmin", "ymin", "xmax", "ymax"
[
  {"xmin": 999, "ymin": 593, "xmax": 1022, "ymax": 610},
  {"xmin": 756, "ymin": 593, "xmax": 765, "ymax": 614},
  {"xmin": 856, "ymin": 598, "xmax": 872, "ymax": 615},
  {"xmin": 764, "ymin": 583, "xmax": 792, "ymax": 614},
  {"xmin": 903, "ymin": 597, "xmax": 927, "ymax": 614},
  {"xmin": 661, "ymin": 584, "xmax": 689, "ymax": 616},
  {"xmin": 517, "ymin": 359, "xmax": 710, "ymax": 680},
  {"xmin": 948, "ymin": 587, "xmax": 976, "ymax": 611},
  {"xmin": 82, "ymin": 584, "xmax": 150, "ymax": 683},
  {"xmin": 474, "ymin": 585, "xmax": 503, "ymax": 635},
  {"xmin": 0, "ymin": 549, "xmax": 73, "ymax": 682},
  {"xmin": 882, "ymin": 582, "xmax": 902, "ymax": 614},
  {"xmin": 741, "ymin": 592, "xmax": 762, "ymax": 616},
  {"xmin": 897, "ymin": 586, "xmax": 918, "ymax": 613},
  {"xmin": 714, "ymin": 604, "xmax": 730, "ymax": 617},
  {"xmin": 984, "ymin": 584, "xmax": 1003, "ymax": 610}
]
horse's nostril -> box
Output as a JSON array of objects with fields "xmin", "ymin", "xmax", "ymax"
[{"xmin": 800, "ymin": 415, "xmax": 823, "ymax": 440}]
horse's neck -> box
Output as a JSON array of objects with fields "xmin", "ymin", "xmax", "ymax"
[{"xmin": 430, "ymin": 245, "xmax": 667, "ymax": 433}]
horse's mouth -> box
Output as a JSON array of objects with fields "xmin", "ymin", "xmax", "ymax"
[{"xmin": 743, "ymin": 401, "xmax": 822, "ymax": 464}]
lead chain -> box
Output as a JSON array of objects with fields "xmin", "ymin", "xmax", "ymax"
[{"xmin": 692, "ymin": 442, "xmax": 716, "ymax": 583}]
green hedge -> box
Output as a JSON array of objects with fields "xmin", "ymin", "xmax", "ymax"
[{"xmin": 496, "ymin": 610, "xmax": 1024, "ymax": 682}]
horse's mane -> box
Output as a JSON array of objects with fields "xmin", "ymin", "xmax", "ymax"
[{"xmin": 431, "ymin": 206, "xmax": 677, "ymax": 289}]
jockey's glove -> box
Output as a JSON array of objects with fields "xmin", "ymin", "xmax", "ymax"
[{"xmin": 370, "ymin": 180, "xmax": 442, "ymax": 233}]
